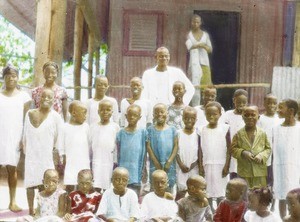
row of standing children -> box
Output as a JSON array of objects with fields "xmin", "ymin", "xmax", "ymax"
[{"xmin": 24, "ymin": 73, "xmax": 300, "ymax": 219}]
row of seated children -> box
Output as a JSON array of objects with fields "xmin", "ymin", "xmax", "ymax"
[{"xmin": 18, "ymin": 167, "xmax": 300, "ymax": 222}]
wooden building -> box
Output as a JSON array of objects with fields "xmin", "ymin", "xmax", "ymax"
[
  {"xmin": 106, "ymin": 0, "xmax": 290, "ymax": 109},
  {"xmin": 0, "ymin": 0, "xmax": 298, "ymax": 108}
]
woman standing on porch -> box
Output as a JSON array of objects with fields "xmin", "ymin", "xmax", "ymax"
[{"xmin": 186, "ymin": 14, "xmax": 212, "ymax": 106}]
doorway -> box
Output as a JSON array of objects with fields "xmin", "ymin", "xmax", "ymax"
[{"xmin": 194, "ymin": 10, "xmax": 241, "ymax": 110}]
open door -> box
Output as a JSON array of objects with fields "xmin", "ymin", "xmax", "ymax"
[{"xmin": 194, "ymin": 10, "xmax": 240, "ymax": 110}]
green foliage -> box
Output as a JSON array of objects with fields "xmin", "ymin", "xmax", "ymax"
[{"xmin": 0, "ymin": 15, "xmax": 35, "ymax": 85}]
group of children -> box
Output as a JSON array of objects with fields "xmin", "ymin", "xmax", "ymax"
[{"xmin": 2, "ymin": 61, "xmax": 300, "ymax": 221}]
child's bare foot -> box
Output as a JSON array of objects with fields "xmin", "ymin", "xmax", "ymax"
[
  {"xmin": 9, "ymin": 203, "xmax": 22, "ymax": 212},
  {"xmin": 29, "ymin": 208, "xmax": 35, "ymax": 216}
]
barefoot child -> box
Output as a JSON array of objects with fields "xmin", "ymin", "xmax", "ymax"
[
  {"xmin": 213, "ymin": 178, "xmax": 248, "ymax": 222},
  {"xmin": 120, "ymin": 77, "xmax": 152, "ymax": 128},
  {"xmin": 223, "ymin": 89, "xmax": 248, "ymax": 178},
  {"xmin": 0, "ymin": 65, "xmax": 31, "ymax": 212},
  {"xmin": 17, "ymin": 169, "xmax": 66, "ymax": 222},
  {"xmin": 23, "ymin": 89, "xmax": 63, "ymax": 215},
  {"xmin": 244, "ymin": 187, "xmax": 281, "ymax": 221},
  {"xmin": 117, "ymin": 104, "xmax": 147, "ymax": 196},
  {"xmin": 177, "ymin": 175, "xmax": 212, "ymax": 222},
  {"xmin": 86, "ymin": 75, "xmax": 119, "ymax": 125},
  {"xmin": 167, "ymin": 81, "xmax": 186, "ymax": 129},
  {"xmin": 272, "ymin": 99, "xmax": 300, "ymax": 219},
  {"xmin": 96, "ymin": 167, "xmax": 140, "ymax": 221},
  {"xmin": 64, "ymin": 169, "xmax": 102, "ymax": 222},
  {"xmin": 90, "ymin": 99, "xmax": 120, "ymax": 192},
  {"xmin": 176, "ymin": 106, "xmax": 199, "ymax": 200},
  {"xmin": 58, "ymin": 100, "xmax": 90, "ymax": 193},
  {"xmin": 198, "ymin": 101, "xmax": 231, "ymax": 211},
  {"xmin": 147, "ymin": 103, "xmax": 178, "ymax": 192},
  {"xmin": 284, "ymin": 188, "xmax": 300, "ymax": 222},
  {"xmin": 231, "ymin": 106, "xmax": 271, "ymax": 188}
]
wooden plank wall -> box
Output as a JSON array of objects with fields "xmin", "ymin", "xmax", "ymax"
[{"xmin": 107, "ymin": 0, "xmax": 285, "ymax": 109}]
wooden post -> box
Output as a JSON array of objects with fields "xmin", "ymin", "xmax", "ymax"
[
  {"xmin": 33, "ymin": 0, "xmax": 66, "ymax": 86},
  {"xmin": 49, "ymin": 0, "xmax": 67, "ymax": 85},
  {"xmin": 33, "ymin": 0, "xmax": 51, "ymax": 86},
  {"xmin": 73, "ymin": 5, "xmax": 84, "ymax": 100},
  {"xmin": 95, "ymin": 47, "xmax": 100, "ymax": 76},
  {"xmin": 88, "ymin": 33, "xmax": 95, "ymax": 98}
]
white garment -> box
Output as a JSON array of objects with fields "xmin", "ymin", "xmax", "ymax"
[
  {"xmin": 194, "ymin": 105, "xmax": 225, "ymax": 130},
  {"xmin": 199, "ymin": 124, "xmax": 229, "ymax": 165},
  {"xmin": 96, "ymin": 188, "xmax": 140, "ymax": 221},
  {"xmin": 141, "ymin": 192, "xmax": 178, "ymax": 221},
  {"xmin": 86, "ymin": 96, "xmax": 119, "ymax": 125},
  {"xmin": 272, "ymin": 124, "xmax": 300, "ymax": 199},
  {"xmin": 23, "ymin": 110, "xmax": 63, "ymax": 188},
  {"xmin": 90, "ymin": 122, "xmax": 120, "ymax": 189},
  {"xmin": 199, "ymin": 124, "xmax": 229, "ymax": 197},
  {"xmin": 120, "ymin": 98, "xmax": 152, "ymax": 128},
  {"xmin": 244, "ymin": 210, "xmax": 281, "ymax": 222},
  {"xmin": 186, "ymin": 31, "xmax": 212, "ymax": 88},
  {"xmin": 0, "ymin": 91, "xmax": 31, "ymax": 166},
  {"xmin": 57, "ymin": 123, "xmax": 91, "ymax": 185},
  {"xmin": 223, "ymin": 110, "xmax": 245, "ymax": 173},
  {"xmin": 257, "ymin": 114, "xmax": 282, "ymax": 166},
  {"xmin": 176, "ymin": 130, "xmax": 199, "ymax": 191},
  {"xmin": 142, "ymin": 66, "xmax": 195, "ymax": 107}
]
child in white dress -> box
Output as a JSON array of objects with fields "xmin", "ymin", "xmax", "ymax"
[
  {"xmin": 23, "ymin": 89, "xmax": 63, "ymax": 215},
  {"xmin": 223, "ymin": 89, "xmax": 248, "ymax": 178},
  {"xmin": 90, "ymin": 99, "xmax": 120, "ymax": 192},
  {"xmin": 0, "ymin": 65, "xmax": 31, "ymax": 212},
  {"xmin": 86, "ymin": 75, "xmax": 119, "ymax": 125},
  {"xmin": 272, "ymin": 99, "xmax": 300, "ymax": 219},
  {"xmin": 199, "ymin": 101, "xmax": 231, "ymax": 211},
  {"xmin": 244, "ymin": 187, "xmax": 281, "ymax": 222},
  {"xmin": 176, "ymin": 106, "xmax": 199, "ymax": 200},
  {"xmin": 58, "ymin": 100, "xmax": 90, "ymax": 193},
  {"xmin": 194, "ymin": 86, "xmax": 225, "ymax": 129},
  {"xmin": 120, "ymin": 77, "xmax": 152, "ymax": 128}
]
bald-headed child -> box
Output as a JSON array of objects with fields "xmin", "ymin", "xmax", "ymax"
[
  {"xmin": 90, "ymin": 99, "xmax": 120, "ymax": 192},
  {"xmin": 273, "ymin": 99, "xmax": 300, "ymax": 219},
  {"xmin": 257, "ymin": 94, "xmax": 282, "ymax": 188},
  {"xmin": 177, "ymin": 175, "xmax": 212, "ymax": 222},
  {"xmin": 141, "ymin": 170, "xmax": 178, "ymax": 221},
  {"xmin": 96, "ymin": 167, "xmax": 140, "ymax": 222},
  {"xmin": 194, "ymin": 86, "xmax": 225, "ymax": 128},
  {"xmin": 117, "ymin": 104, "xmax": 147, "ymax": 196},
  {"xmin": 167, "ymin": 81, "xmax": 186, "ymax": 130},
  {"xmin": 64, "ymin": 169, "xmax": 101, "ymax": 222},
  {"xmin": 223, "ymin": 89, "xmax": 248, "ymax": 178},
  {"xmin": 198, "ymin": 101, "xmax": 231, "ymax": 210},
  {"xmin": 58, "ymin": 100, "xmax": 90, "ymax": 193},
  {"xmin": 17, "ymin": 169, "xmax": 66, "ymax": 222},
  {"xmin": 120, "ymin": 77, "xmax": 152, "ymax": 128},
  {"xmin": 176, "ymin": 106, "xmax": 199, "ymax": 200},
  {"xmin": 147, "ymin": 103, "xmax": 178, "ymax": 192},
  {"xmin": 284, "ymin": 188, "xmax": 300, "ymax": 222},
  {"xmin": 231, "ymin": 106, "xmax": 271, "ymax": 188},
  {"xmin": 214, "ymin": 178, "xmax": 248, "ymax": 222},
  {"xmin": 86, "ymin": 75, "xmax": 119, "ymax": 125}
]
